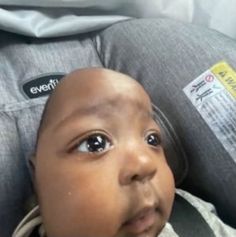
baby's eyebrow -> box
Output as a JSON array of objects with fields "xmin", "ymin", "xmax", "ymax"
[{"xmin": 53, "ymin": 97, "xmax": 153, "ymax": 132}]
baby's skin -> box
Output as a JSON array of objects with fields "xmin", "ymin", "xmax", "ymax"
[{"xmin": 33, "ymin": 68, "xmax": 175, "ymax": 237}]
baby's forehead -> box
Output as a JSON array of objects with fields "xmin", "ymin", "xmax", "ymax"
[
  {"xmin": 39, "ymin": 69, "xmax": 152, "ymax": 134},
  {"xmin": 52, "ymin": 69, "xmax": 150, "ymax": 108}
]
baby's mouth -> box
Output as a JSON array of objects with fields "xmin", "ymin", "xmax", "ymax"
[{"xmin": 122, "ymin": 206, "xmax": 157, "ymax": 234}]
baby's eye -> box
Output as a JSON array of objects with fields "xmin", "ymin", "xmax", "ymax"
[
  {"xmin": 145, "ymin": 132, "xmax": 161, "ymax": 147},
  {"xmin": 77, "ymin": 134, "xmax": 112, "ymax": 153}
]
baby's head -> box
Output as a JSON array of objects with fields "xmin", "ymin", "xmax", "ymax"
[{"xmin": 33, "ymin": 68, "xmax": 175, "ymax": 237}]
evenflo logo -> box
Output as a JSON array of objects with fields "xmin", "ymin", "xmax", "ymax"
[{"xmin": 22, "ymin": 73, "xmax": 65, "ymax": 99}]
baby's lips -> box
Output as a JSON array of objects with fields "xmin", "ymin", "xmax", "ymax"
[{"xmin": 123, "ymin": 206, "xmax": 157, "ymax": 234}]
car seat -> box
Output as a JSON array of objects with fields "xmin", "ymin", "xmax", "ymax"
[{"xmin": 0, "ymin": 18, "xmax": 235, "ymax": 237}]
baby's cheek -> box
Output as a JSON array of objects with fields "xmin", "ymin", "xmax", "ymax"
[
  {"xmin": 40, "ymin": 175, "xmax": 124, "ymax": 237},
  {"xmin": 153, "ymin": 162, "xmax": 175, "ymax": 216},
  {"xmin": 160, "ymin": 165, "xmax": 175, "ymax": 217}
]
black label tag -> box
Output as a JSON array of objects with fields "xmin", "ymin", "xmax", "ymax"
[{"xmin": 22, "ymin": 73, "xmax": 65, "ymax": 99}]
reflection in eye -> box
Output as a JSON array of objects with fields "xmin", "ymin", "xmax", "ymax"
[
  {"xmin": 77, "ymin": 134, "xmax": 111, "ymax": 153},
  {"xmin": 145, "ymin": 133, "xmax": 161, "ymax": 147}
]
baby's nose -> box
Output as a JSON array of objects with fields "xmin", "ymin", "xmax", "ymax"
[{"xmin": 119, "ymin": 148, "xmax": 157, "ymax": 185}]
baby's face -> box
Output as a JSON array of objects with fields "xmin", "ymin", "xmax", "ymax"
[{"xmin": 35, "ymin": 69, "xmax": 175, "ymax": 237}]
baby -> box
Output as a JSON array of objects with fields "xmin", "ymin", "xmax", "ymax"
[{"xmin": 13, "ymin": 68, "xmax": 236, "ymax": 237}]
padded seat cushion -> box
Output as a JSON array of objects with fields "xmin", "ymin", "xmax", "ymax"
[{"xmin": 0, "ymin": 18, "xmax": 236, "ymax": 237}]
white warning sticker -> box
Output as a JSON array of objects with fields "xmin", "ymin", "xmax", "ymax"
[{"xmin": 183, "ymin": 61, "xmax": 236, "ymax": 161}]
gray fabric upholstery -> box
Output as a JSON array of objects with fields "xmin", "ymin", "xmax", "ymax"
[
  {"xmin": 0, "ymin": 18, "xmax": 236, "ymax": 237},
  {"xmin": 94, "ymin": 18, "xmax": 236, "ymax": 227},
  {"xmin": 1, "ymin": 1, "xmax": 236, "ymax": 40}
]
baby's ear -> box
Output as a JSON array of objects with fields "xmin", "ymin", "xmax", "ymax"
[
  {"xmin": 29, "ymin": 155, "xmax": 36, "ymax": 173},
  {"xmin": 25, "ymin": 155, "xmax": 38, "ymax": 210},
  {"xmin": 29, "ymin": 155, "xmax": 37, "ymax": 191}
]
